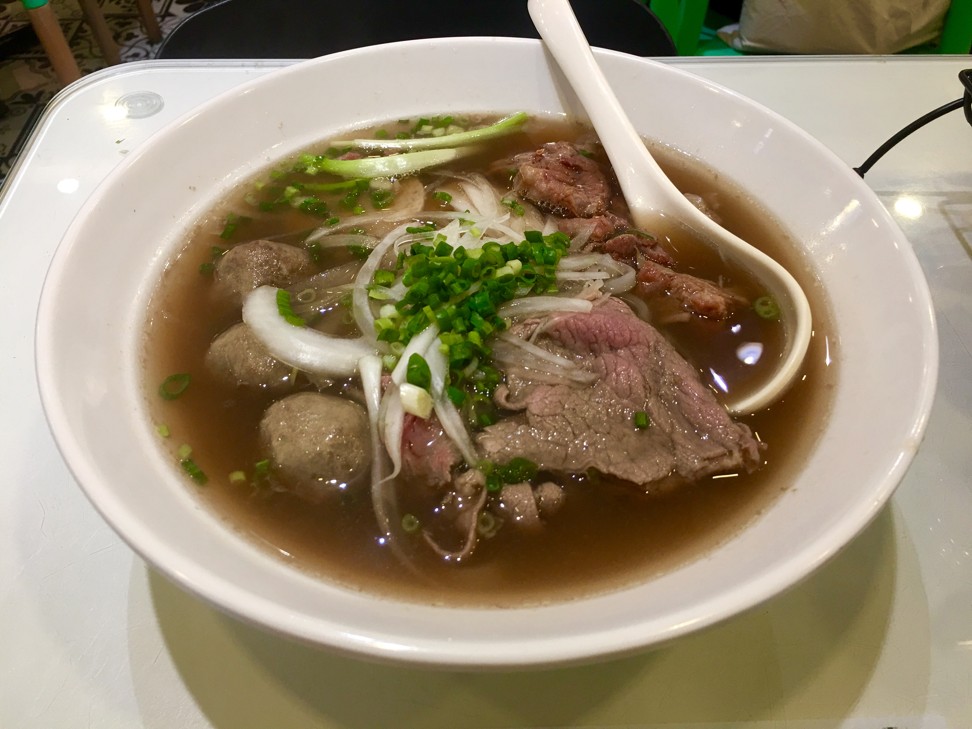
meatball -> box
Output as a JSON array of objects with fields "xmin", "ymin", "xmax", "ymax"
[
  {"xmin": 259, "ymin": 392, "xmax": 370, "ymax": 503},
  {"xmin": 215, "ymin": 239, "xmax": 314, "ymax": 302},
  {"xmin": 205, "ymin": 322, "xmax": 294, "ymax": 393}
]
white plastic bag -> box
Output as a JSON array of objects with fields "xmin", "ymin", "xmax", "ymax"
[{"xmin": 718, "ymin": 0, "xmax": 950, "ymax": 54}]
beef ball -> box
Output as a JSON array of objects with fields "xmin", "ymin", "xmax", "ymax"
[
  {"xmin": 259, "ymin": 392, "xmax": 370, "ymax": 503},
  {"xmin": 215, "ymin": 239, "xmax": 314, "ymax": 302},
  {"xmin": 205, "ymin": 322, "xmax": 294, "ymax": 392}
]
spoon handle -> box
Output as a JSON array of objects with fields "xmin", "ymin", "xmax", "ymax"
[{"xmin": 527, "ymin": 0, "xmax": 687, "ymax": 219}]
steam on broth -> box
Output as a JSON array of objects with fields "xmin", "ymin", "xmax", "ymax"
[{"xmin": 144, "ymin": 113, "xmax": 834, "ymax": 607}]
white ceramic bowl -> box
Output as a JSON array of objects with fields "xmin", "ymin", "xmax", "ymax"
[{"xmin": 35, "ymin": 38, "xmax": 937, "ymax": 668}]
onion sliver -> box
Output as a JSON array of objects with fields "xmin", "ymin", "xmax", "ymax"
[
  {"xmin": 243, "ymin": 286, "xmax": 375, "ymax": 377},
  {"xmin": 353, "ymin": 221, "xmax": 413, "ymax": 338},
  {"xmin": 496, "ymin": 296, "xmax": 593, "ymax": 318},
  {"xmin": 359, "ymin": 354, "xmax": 392, "ymax": 536}
]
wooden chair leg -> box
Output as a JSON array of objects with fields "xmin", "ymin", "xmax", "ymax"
[
  {"xmin": 24, "ymin": 1, "xmax": 81, "ymax": 85},
  {"xmin": 134, "ymin": 0, "xmax": 163, "ymax": 43},
  {"xmin": 76, "ymin": 0, "xmax": 121, "ymax": 65}
]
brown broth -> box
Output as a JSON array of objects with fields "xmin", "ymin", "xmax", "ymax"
[{"xmin": 142, "ymin": 115, "xmax": 835, "ymax": 607}]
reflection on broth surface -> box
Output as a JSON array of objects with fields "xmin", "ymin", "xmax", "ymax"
[{"xmin": 143, "ymin": 114, "xmax": 835, "ymax": 607}]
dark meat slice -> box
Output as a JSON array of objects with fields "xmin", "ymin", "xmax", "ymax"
[
  {"xmin": 512, "ymin": 141, "xmax": 613, "ymax": 218},
  {"xmin": 586, "ymin": 231, "xmax": 676, "ymax": 268},
  {"xmin": 477, "ymin": 298, "xmax": 761, "ymax": 491},
  {"xmin": 636, "ymin": 259, "xmax": 745, "ymax": 320},
  {"xmin": 555, "ymin": 212, "xmax": 629, "ymax": 243},
  {"xmin": 400, "ymin": 413, "xmax": 461, "ymax": 488}
]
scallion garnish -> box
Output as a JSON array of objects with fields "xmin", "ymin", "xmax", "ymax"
[
  {"xmin": 405, "ymin": 353, "xmax": 432, "ymax": 390},
  {"xmin": 370, "ymin": 229, "xmax": 569, "ymax": 421},
  {"xmin": 275, "ymin": 289, "xmax": 306, "ymax": 327},
  {"xmin": 180, "ymin": 457, "xmax": 208, "ymax": 485},
  {"xmin": 158, "ymin": 373, "xmax": 191, "ymax": 400},
  {"xmin": 754, "ymin": 295, "xmax": 780, "ymax": 320},
  {"xmin": 633, "ymin": 411, "xmax": 650, "ymax": 430},
  {"xmin": 482, "ymin": 457, "xmax": 540, "ymax": 492}
]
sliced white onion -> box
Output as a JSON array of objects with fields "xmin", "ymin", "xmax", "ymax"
[
  {"xmin": 242, "ymin": 286, "xmax": 375, "ymax": 377},
  {"xmin": 352, "ymin": 221, "xmax": 413, "ymax": 339},
  {"xmin": 359, "ymin": 354, "xmax": 392, "ymax": 536},
  {"xmin": 494, "ymin": 333, "xmax": 580, "ymax": 372},
  {"xmin": 424, "ymin": 338, "xmax": 479, "ymax": 466},
  {"xmin": 496, "ymin": 296, "xmax": 594, "ymax": 319},
  {"xmin": 301, "ymin": 232, "xmax": 378, "ymax": 249},
  {"xmin": 556, "ymin": 271, "xmax": 611, "ymax": 281},
  {"xmin": 400, "ymin": 383, "xmax": 434, "ymax": 419},
  {"xmin": 379, "ymin": 383, "xmax": 405, "ymax": 481}
]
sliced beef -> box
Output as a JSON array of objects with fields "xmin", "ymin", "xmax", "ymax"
[
  {"xmin": 512, "ymin": 141, "xmax": 613, "ymax": 218},
  {"xmin": 636, "ymin": 259, "xmax": 745, "ymax": 320},
  {"xmin": 586, "ymin": 231, "xmax": 676, "ymax": 268},
  {"xmin": 477, "ymin": 298, "xmax": 761, "ymax": 491},
  {"xmin": 400, "ymin": 413, "xmax": 461, "ymax": 488},
  {"xmin": 555, "ymin": 212, "xmax": 628, "ymax": 243}
]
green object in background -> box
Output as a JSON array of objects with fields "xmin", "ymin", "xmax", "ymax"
[
  {"xmin": 21, "ymin": 0, "xmax": 50, "ymax": 9},
  {"xmin": 648, "ymin": 0, "xmax": 710, "ymax": 55},
  {"xmin": 937, "ymin": 0, "xmax": 972, "ymax": 53}
]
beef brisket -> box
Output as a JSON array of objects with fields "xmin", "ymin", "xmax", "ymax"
[
  {"xmin": 512, "ymin": 141, "xmax": 612, "ymax": 218},
  {"xmin": 477, "ymin": 298, "xmax": 761, "ymax": 490},
  {"xmin": 636, "ymin": 259, "xmax": 745, "ymax": 320}
]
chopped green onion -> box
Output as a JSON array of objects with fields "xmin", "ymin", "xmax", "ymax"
[
  {"xmin": 180, "ymin": 457, "xmax": 208, "ymax": 485},
  {"xmin": 177, "ymin": 443, "xmax": 193, "ymax": 459},
  {"xmin": 330, "ymin": 112, "xmax": 529, "ymax": 151},
  {"xmin": 401, "ymin": 513, "xmax": 421, "ymax": 533},
  {"xmin": 633, "ymin": 411, "xmax": 650, "ymax": 430},
  {"xmin": 476, "ymin": 511, "xmax": 501, "ymax": 538},
  {"xmin": 158, "ymin": 373, "xmax": 191, "ymax": 400},
  {"xmin": 405, "ymin": 353, "xmax": 432, "ymax": 390},
  {"xmin": 229, "ymin": 470, "xmax": 247, "ymax": 484},
  {"xmin": 276, "ymin": 289, "xmax": 306, "ymax": 327},
  {"xmin": 301, "ymin": 147, "xmax": 480, "ymax": 180},
  {"xmin": 369, "ymin": 228, "xmax": 570, "ymax": 427},
  {"xmin": 155, "ymin": 423, "xmax": 170, "ymax": 438},
  {"xmin": 753, "ymin": 295, "xmax": 780, "ymax": 320}
]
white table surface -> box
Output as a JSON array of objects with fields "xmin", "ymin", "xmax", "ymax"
[{"xmin": 1, "ymin": 55, "xmax": 970, "ymax": 728}]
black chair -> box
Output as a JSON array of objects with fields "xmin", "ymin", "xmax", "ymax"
[{"xmin": 157, "ymin": 0, "xmax": 677, "ymax": 59}]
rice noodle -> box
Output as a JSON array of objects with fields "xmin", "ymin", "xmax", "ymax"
[{"xmin": 422, "ymin": 485, "xmax": 488, "ymax": 563}]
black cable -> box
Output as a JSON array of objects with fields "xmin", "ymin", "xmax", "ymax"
[{"xmin": 854, "ymin": 69, "xmax": 972, "ymax": 178}]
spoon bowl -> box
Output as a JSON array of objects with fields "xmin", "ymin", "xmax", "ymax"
[{"xmin": 528, "ymin": 0, "xmax": 812, "ymax": 414}]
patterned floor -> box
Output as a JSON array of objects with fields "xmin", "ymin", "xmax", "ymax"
[{"xmin": 0, "ymin": 0, "xmax": 207, "ymax": 183}]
